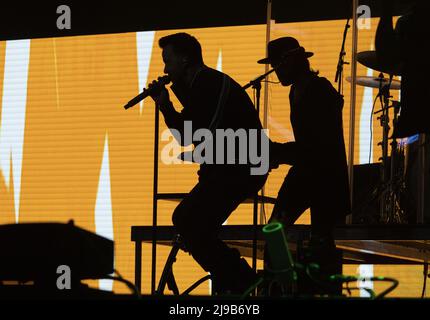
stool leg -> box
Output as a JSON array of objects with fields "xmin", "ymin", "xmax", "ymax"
[{"xmin": 156, "ymin": 234, "xmax": 183, "ymax": 295}]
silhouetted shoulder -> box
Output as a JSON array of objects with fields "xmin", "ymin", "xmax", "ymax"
[
  {"xmin": 194, "ymin": 67, "xmax": 243, "ymax": 91},
  {"xmin": 308, "ymin": 76, "xmax": 343, "ymax": 110},
  {"xmin": 191, "ymin": 67, "xmax": 241, "ymax": 96},
  {"xmin": 311, "ymin": 76, "xmax": 337, "ymax": 93}
]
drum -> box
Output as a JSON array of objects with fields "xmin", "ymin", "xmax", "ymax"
[{"xmin": 402, "ymin": 133, "xmax": 430, "ymax": 223}]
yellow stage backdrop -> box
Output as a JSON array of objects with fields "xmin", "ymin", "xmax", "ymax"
[{"xmin": 1, "ymin": 18, "xmax": 423, "ymax": 297}]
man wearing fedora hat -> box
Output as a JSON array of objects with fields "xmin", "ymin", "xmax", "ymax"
[{"xmin": 261, "ymin": 37, "xmax": 350, "ymax": 270}]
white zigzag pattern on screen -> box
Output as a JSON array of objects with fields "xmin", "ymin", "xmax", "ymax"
[{"xmin": 0, "ymin": 39, "xmax": 30, "ymax": 223}]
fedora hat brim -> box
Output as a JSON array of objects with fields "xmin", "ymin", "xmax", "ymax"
[{"xmin": 257, "ymin": 51, "xmax": 314, "ymax": 64}]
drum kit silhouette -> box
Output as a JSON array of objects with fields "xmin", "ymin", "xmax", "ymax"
[{"xmin": 347, "ymin": 50, "xmax": 408, "ymax": 224}]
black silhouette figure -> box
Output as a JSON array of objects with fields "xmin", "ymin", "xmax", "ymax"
[
  {"xmin": 148, "ymin": 33, "xmax": 268, "ymax": 295},
  {"xmin": 260, "ymin": 37, "xmax": 350, "ymax": 255},
  {"xmin": 375, "ymin": 0, "xmax": 430, "ymax": 138},
  {"xmin": 375, "ymin": 0, "xmax": 430, "ymax": 224}
]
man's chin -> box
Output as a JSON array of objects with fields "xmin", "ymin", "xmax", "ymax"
[{"xmin": 170, "ymin": 75, "xmax": 182, "ymax": 84}]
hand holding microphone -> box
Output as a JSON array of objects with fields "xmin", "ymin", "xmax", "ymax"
[
  {"xmin": 148, "ymin": 76, "xmax": 171, "ymax": 108},
  {"xmin": 124, "ymin": 75, "xmax": 171, "ymax": 109}
]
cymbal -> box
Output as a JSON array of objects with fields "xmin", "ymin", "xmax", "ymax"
[
  {"xmin": 357, "ymin": 51, "xmax": 402, "ymax": 76},
  {"xmin": 346, "ymin": 76, "xmax": 401, "ymax": 90}
]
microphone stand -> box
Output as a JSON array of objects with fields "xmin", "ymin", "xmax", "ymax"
[
  {"xmin": 243, "ymin": 66, "xmax": 277, "ymax": 293},
  {"xmin": 243, "ymin": 66, "xmax": 280, "ymax": 114},
  {"xmin": 243, "ymin": 67, "xmax": 277, "ymax": 91},
  {"xmin": 335, "ymin": 17, "xmax": 350, "ymax": 94}
]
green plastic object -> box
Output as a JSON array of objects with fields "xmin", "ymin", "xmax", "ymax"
[{"xmin": 262, "ymin": 222, "xmax": 296, "ymax": 281}]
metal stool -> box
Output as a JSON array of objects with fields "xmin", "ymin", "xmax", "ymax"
[
  {"xmin": 156, "ymin": 234, "xmax": 212, "ymax": 295},
  {"xmin": 155, "ymin": 234, "xmax": 183, "ymax": 295}
]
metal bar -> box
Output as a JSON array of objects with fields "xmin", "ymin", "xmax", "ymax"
[
  {"xmin": 156, "ymin": 239, "xmax": 181, "ymax": 295},
  {"xmin": 263, "ymin": 0, "xmax": 271, "ymax": 131},
  {"xmin": 260, "ymin": 0, "xmax": 272, "ymax": 225},
  {"xmin": 151, "ymin": 103, "xmax": 160, "ymax": 294},
  {"xmin": 347, "ymin": 0, "xmax": 359, "ymax": 224},
  {"xmin": 132, "ymin": 224, "xmax": 430, "ymax": 242},
  {"xmin": 252, "ymin": 195, "xmax": 258, "ymax": 274},
  {"xmin": 134, "ymin": 240, "xmax": 142, "ymax": 293},
  {"xmin": 336, "ymin": 240, "xmax": 430, "ymax": 263},
  {"xmin": 417, "ymin": 134, "xmax": 426, "ymax": 223},
  {"xmin": 156, "ymin": 192, "xmax": 276, "ymax": 204},
  {"xmin": 132, "ymin": 225, "xmax": 430, "ymax": 270}
]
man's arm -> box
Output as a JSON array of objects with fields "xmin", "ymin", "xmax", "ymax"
[
  {"xmin": 269, "ymin": 141, "xmax": 297, "ymax": 168},
  {"xmin": 150, "ymin": 84, "xmax": 193, "ymax": 146}
]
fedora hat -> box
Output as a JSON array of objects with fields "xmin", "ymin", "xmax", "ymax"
[{"xmin": 258, "ymin": 37, "xmax": 313, "ymax": 64}]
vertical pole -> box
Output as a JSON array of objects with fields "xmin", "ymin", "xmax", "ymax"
[
  {"xmin": 381, "ymin": 97, "xmax": 390, "ymax": 222},
  {"xmin": 417, "ymin": 134, "xmax": 426, "ymax": 223},
  {"xmin": 152, "ymin": 103, "xmax": 160, "ymax": 293},
  {"xmin": 347, "ymin": 0, "xmax": 359, "ymax": 224},
  {"xmin": 253, "ymin": 84, "xmax": 261, "ymax": 278},
  {"xmin": 135, "ymin": 241, "xmax": 142, "ymax": 293},
  {"xmin": 260, "ymin": 0, "xmax": 272, "ymax": 225},
  {"xmin": 263, "ymin": 0, "xmax": 272, "ymax": 131}
]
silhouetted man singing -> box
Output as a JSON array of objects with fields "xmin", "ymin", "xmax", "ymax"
[{"xmin": 148, "ymin": 33, "xmax": 268, "ymax": 295}]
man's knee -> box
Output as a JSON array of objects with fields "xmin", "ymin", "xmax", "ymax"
[
  {"xmin": 172, "ymin": 204, "xmax": 206, "ymax": 238},
  {"xmin": 172, "ymin": 205, "xmax": 189, "ymax": 232}
]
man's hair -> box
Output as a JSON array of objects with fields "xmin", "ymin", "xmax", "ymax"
[
  {"xmin": 159, "ymin": 33, "xmax": 204, "ymax": 65},
  {"xmin": 296, "ymin": 55, "xmax": 319, "ymax": 76}
]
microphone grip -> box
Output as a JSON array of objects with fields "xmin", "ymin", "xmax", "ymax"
[
  {"xmin": 123, "ymin": 75, "xmax": 170, "ymax": 110},
  {"xmin": 124, "ymin": 90, "xmax": 149, "ymax": 109}
]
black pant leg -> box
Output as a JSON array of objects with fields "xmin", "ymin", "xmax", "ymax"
[
  {"xmin": 270, "ymin": 166, "xmax": 310, "ymax": 225},
  {"xmin": 172, "ymin": 174, "xmax": 267, "ymax": 293}
]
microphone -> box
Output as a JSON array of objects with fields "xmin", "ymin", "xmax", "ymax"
[{"xmin": 124, "ymin": 75, "xmax": 171, "ymax": 109}]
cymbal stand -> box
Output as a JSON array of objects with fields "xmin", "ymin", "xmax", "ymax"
[
  {"xmin": 375, "ymin": 75, "xmax": 406, "ymax": 223},
  {"xmin": 388, "ymin": 101, "xmax": 407, "ymax": 223},
  {"xmin": 376, "ymin": 77, "xmax": 391, "ymax": 223}
]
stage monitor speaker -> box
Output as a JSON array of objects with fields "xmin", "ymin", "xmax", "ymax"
[{"xmin": 0, "ymin": 221, "xmax": 114, "ymax": 282}]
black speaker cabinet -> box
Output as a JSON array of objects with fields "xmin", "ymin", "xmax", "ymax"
[{"xmin": 0, "ymin": 221, "xmax": 114, "ymax": 284}]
